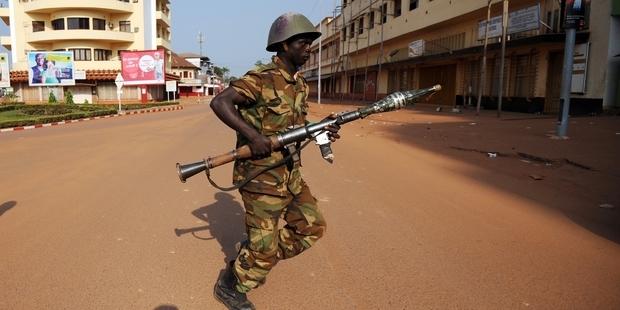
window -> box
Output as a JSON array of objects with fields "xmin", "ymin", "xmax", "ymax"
[
  {"xmin": 394, "ymin": 0, "xmax": 402, "ymax": 17},
  {"xmin": 32, "ymin": 21, "xmax": 44, "ymax": 32},
  {"xmin": 70, "ymin": 48, "xmax": 92, "ymax": 61},
  {"xmin": 358, "ymin": 18, "xmax": 364, "ymax": 35},
  {"xmin": 349, "ymin": 23, "xmax": 355, "ymax": 38},
  {"xmin": 52, "ymin": 19, "xmax": 64, "ymax": 30},
  {"xmin": 369, "ymin": 11, "xmax": 375, "ymax": 29},
  {"xmin": 119, "ymin": 21, "xmax": 131, "ymax": 32},
  {"xmin": 67, "ymin": 17, "xmax": 90, "ymax": 30},
  {"xmin": 341, "ymin": 28, "xmax": 346, "ymax": 41},
  {"xmin": 93, "ymin": 18, "xmax": 106, "ymax": 30},
  {"xmin": 409, "ymin": 0, "xmax": 418, "ymax": 11},
  {"xmin": 94, "ymin": 49, "xmax": 111, "ymax": 61},
  {"xmin": 381, "ymin": 3, "xmax": 388, "ymax": 24},
  {"xmin": 183, "ymin": 71, "xmax": 188, "ymax": 78}
]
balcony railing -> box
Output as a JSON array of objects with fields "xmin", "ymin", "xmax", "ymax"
[
  {"xmin": 24, "ymin": 0, "xmax": 133, "ymax": 14},
  {"xmin": 28, "ymin": 29, "xmax": 134, "ymax": 43}
]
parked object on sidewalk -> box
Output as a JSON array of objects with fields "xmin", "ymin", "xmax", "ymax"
[{"xmin": 487, "ymin": 152, "xmax": 498, "ymax": 158}]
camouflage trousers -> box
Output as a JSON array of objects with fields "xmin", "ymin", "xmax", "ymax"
[{"xmin": 232, "ymin": 183, "xmax": 326, "ymax": 293}]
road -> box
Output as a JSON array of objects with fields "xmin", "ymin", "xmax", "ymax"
[{"xmin": 1, "ymin": 103, "xmax": 619, "ymax": 309}]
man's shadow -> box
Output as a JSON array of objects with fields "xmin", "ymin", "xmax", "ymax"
[
  {"xmin": 174, "ymin": 192, "xmax": 245, "ymax": 262},
  {"xmin": 0, "ymin": 201, "xmax": 17, "ymax": 217}
]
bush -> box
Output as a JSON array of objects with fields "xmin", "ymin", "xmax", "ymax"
[
  {"xmin": 64, "ymin": 90, "xmax": 74, "ymax": 104},
  {"xmin": 48, "ymin": 91, "xmax": 57, "ymax": 104},
  {"xmin": 83, "ymin": 98, "xmax": 89, "ymax": 104},
  {"xmin": 0, "ymin": 104, "xmax": 117, "ymax": 128}
]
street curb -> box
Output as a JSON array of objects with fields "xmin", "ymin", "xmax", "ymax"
[{"xmin": 0, "ymin": 105, "xmax": 184, "ymax": 134}]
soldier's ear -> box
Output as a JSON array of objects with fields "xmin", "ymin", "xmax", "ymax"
[{"xmin": 282, "ymin": 42, "xmax": 289, "ymax": 53}]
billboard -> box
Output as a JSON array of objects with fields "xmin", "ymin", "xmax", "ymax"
[
  {"xmin": 0, "ymin": 53, "xmax": 9, "ymax": 88},
  {"xmin": 28, "ymin": 51, "xmax": 75, "ymax": 86},
  {"xmin": 120, "ymin": 50, "xmax": 165, "ymax": 85}
]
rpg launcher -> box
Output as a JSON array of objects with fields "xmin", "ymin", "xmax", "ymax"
[{"xmin": 177, "ymin": 84, "xmax": 441, "ymax": 183}]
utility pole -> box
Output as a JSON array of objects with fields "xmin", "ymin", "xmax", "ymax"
[
  {"xmin": 477, "ymin": 0, "xmax": 493, "ymax": 116},
  {"xmin": 557, "ymin": 0, "xmax": 583, "ymax": 138},
  {"xmin": 497, "ymin": 0, "xmax": 508, "ymax": 118},
  {"xmin": 197, "ymin": 32, "xmax": 205, "ymax": 56},
  {"xmin": 318, "ymin": 21, "xmax": 322, "ymax": 105},
  {"xmin": 376, "ymin": 0, "xmax": 385, "ymax": 101}
]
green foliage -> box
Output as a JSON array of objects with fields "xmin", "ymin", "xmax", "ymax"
[
  {"xmin": 1, "ymin": 92, "xmax": 19, "ymax": 105},
  {"xmin": 254, "ymin": 60, "xmax": 270, "ymax": 71},
  {"xmin": 83, "ymin": 98, "xmax": 89, "ymax": 104},
  {"xmin": 48, "ymin": 91, "xmax": 57, "ymax": 104},
  {"xmin": 0, "ymin": 104, "xmax": 117, "ymax": 128},
  {"xmin": 64, "ymin": 90, "xmax": 74, "ymax": 104}
]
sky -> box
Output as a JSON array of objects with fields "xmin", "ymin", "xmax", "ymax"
[
  {"xmin": 171, "ymin": 0, "xmax": 339, "ymax": 77},
  {"xmin": 0, "ymin": 0, "xmax": 339, "ymax": 78}
]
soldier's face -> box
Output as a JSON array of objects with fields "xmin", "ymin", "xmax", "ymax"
[{"xmin": 284, "ymin": 37, "xmax": 313, "ymax": 67}]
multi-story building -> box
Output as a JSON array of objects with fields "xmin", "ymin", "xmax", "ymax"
[
  {"xmin": 0, "ymin": 0, "xmax": 174, "ymax": 103},
  {"xmin": 302, "ymin": 0, "xmax": 619, "ymax": 114}
]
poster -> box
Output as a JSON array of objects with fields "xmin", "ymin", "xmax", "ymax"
[
  {"xmin": 120, "ymin": 50, "xmax": 165, "ymax": 85},
  {"xmin": 564, "ymin": 0, "xmax": 590, "ymax": 29},
  {"xmin": 0, "ymin": 53, "xmax": 9, "ymax": 88},
  {"xmin": 27, "ymin": 51, "xmax": 75, "ymax": 86}
]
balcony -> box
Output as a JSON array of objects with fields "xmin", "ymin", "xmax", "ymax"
[
  {"xmin": 156, "ymin": 37, "xmax": 171, "ymax": 51},
  {"xmin": 1, "ymin": 36, "xmax": 11, "ymax": 50},
  {"xmin": 24, "ymin": 0, "xmax": 133, "ymax": 14},
  {"xmin": 28, "ymin": 29, "xmax": 135, "ymax": 43},
  {"xmin": 0, "ymin": 7, "xmax": 9, "ymax": 25},
  {"xmin": 156, "ymin": 10, "xmax": 171, "ymax": 27}
]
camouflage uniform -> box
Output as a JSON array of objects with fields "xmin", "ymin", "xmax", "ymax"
[{"xmin": 229, "ymin": 55, "xmax": 326, "ymax": 293}]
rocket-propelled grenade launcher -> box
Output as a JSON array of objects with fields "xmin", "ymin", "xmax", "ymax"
[{"xmin": 177, "ymin": 84, "xmax": 442, "ymax": 183}]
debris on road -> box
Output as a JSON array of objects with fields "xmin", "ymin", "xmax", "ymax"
[
  {"xmin": 487, "ymin": 152, "xmax": 497, "ymax": 158},
  {"xmin": 529, "ymin": 174, "xmax": 545, "ymax": 181}
]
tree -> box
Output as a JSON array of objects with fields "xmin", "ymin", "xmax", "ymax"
[
  {"xmin": 48, "ymin": 91, "xmax": 57, "ymax": 104},
  {"xmin": 254, "ymin": 60, "xmax": 270, "ymax": 71}
]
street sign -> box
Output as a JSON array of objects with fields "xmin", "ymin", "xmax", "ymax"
[
  {"xmin": 115, "ymin": 73, "xmax": 124, "ymax": 89},
  {"xmin": 165, "ymin": 80, "xmax": 177, "ymax": 92},
  {"xmin": 408, "ymin": 40, "xmax": 425, "ymax": 58}
]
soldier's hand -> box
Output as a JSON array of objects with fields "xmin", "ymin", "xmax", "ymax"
[
  {"xmin": 248, "ymin": 134, "xmax": 272, "ymax": 159},
  {"xmin": 322, "ymin": 113, "xmax": 341, "ymax": 142}
]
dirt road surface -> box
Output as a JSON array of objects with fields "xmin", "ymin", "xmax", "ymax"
[{"xmin": 1, "ymin": 101, "xmax": 619, "ymax": 309}]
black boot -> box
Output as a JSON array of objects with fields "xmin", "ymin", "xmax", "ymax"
[{"xmin": 214, "ymin": 261, "xmax": 256, "ymax": 310}]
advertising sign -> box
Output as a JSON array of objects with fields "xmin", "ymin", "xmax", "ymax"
[
  {"xmin": 478, "ymin": 4, "xmax": 540, "ymax": 39},
  {"xmin": 564, "ymin": 0, "xmax": 590, "ymax": 29},
  {"xmin": 27, "ymin": 51, "xmax": 75, "ymax": 86},
  {"xmin": 0, "ymin": 53, "xmax": 9, "ymax": 88},
  {"xmin": 120, "ymin": 50, "xmax": 165, "ymax": 85}
]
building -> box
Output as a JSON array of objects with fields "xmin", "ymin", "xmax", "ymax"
[
  {"xmin": 170, "ymin": 52, "xmax": 202, "ymax": 97},
  {"xmin": 0, "ymin": 0, "xmax": 175, "ymax": 103},
  {"xmin": 302, "ymin": 0, "xmax": 619, "ymax": 114}
]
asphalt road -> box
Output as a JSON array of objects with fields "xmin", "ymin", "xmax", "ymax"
[{"xmin": 1, "ymin": 104, "xmax": 618, "ymax": 309}]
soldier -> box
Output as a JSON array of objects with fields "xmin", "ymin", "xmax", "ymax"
[{"xmin": 210, "ymin": 12, "xmax": 340, "ymax": 310}]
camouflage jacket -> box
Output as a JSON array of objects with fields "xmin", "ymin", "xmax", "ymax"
[{"xmin": 229, "ymin": 56, "xmax": 309, "ymax": 197}]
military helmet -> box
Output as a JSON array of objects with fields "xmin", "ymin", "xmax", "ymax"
[{"xmin": 266, "ymin": 12, "xmax": 322, "ymax": 52}]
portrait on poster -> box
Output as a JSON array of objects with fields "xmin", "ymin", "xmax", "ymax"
[{"xmin": 27, "ymin": 51, "xmax": 75, "ymax": 86}]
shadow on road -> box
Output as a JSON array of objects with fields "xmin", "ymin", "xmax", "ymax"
[
  {"xmin": 153, "ymin": 305, "xmax": 178, "ymax": 310},
  {"xmin": 174, "ymin": 192, "xmax": 246, "ymax": 262},
  {"xmin": 380, "ymin": 114, "xmax": 620, "ymax": 244},
  {"xmin": 0, "ymin": 201, "xmax": 17, "ymax": 216}
]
